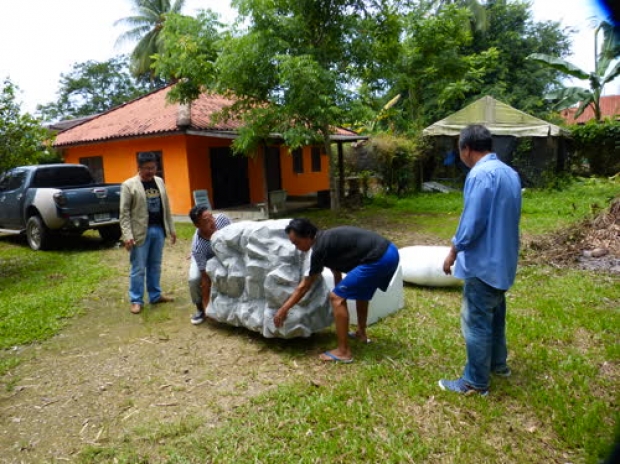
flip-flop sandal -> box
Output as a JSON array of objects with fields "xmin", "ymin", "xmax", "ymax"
[
  {"xmin": 347, "ymin": 332, "xmax": 372, "ymax": 344},
  {"xmin": 319, "ymin": 351, "xmax": 354, "ymax": 363}
]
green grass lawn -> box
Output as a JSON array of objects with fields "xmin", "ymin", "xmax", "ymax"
[{"xmin": 1, "ymin": 178, "xmax": 618, "ymax": 463}]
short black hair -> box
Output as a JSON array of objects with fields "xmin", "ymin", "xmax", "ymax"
[
  {"xmin": 189, "ymin": 204, "xmax": 211, "ymax": 224},
  {"xmin": 285, "ymin": 218, "xmax": 318, "ymax": 239},
  {"xmin": 459, "ymin": 124, "xmax": 493, "ymax": 153},
  {"xmin": 137, "ymin": 152, "xmax": 158, "ymax": 166}
]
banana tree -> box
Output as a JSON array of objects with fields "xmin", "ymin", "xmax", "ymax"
[{"xmin": 527, "ymin": 21, "xmax": 620, "ymax": 121}]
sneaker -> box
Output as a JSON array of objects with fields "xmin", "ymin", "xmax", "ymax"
[
  {"xmin": 438, "ymin": 378, "xmax": 489, "ymax": 396},
  {"xmin": 191, "ymin": 310, "xmax": 205, "ymax": 325},
  {"xmin": 493, "ymin": 367, "xmax": 512, "ymax": 378}
]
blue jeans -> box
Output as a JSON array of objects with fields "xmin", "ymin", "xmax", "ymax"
[
  {"xmin": 129, "ymin": 226, "xmax": 165, "ymax": 305},
  {"xmin": 461, "ymin": 277, "xmax": 508, "ymax": 390}
]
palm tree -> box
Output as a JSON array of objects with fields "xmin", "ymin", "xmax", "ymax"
[
  {"xmin": 528, "ymin": 21, "xmax": 620, "ymax": 121},
  {"xmin": 115, "ymin": 0, "xmax": 187, "ymax": 78}
]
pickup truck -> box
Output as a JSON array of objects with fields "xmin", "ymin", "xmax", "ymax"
[{"xmin": 0, "ymin": 164, "xmax": 122, "ymax": 250}]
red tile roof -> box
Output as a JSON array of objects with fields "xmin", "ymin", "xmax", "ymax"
[
  {"xmin": 54, "ymin": 85, "xmax": 363, "ymax": 147},
  {"xmin": 559, "ymin": 95, "xmax": 620, "ymax": 124}
]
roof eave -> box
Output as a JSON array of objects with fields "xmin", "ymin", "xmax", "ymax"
[{"xmin": 53, "ymin": 129, "xmax": 187, "ymax": 148}]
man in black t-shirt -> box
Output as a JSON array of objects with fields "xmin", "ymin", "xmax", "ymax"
[
  {"xmin": 119, "ymin": 152, "xmax": 177, "ymax": 314},
  {"xmin": 274, "ymin": 218, "xmax": 399, "ymax": 363}
]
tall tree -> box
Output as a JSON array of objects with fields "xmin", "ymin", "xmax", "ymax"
[
  {"xmin": 0, "ymin": 79, "xmax": 52, "ymax": 172},
  {"xmin": 221, "ymin": 0, "xmax": 401, "ymax": 149},
  {"xmin": 152, "ymin": 10, "xmax": 224, "ymax": 103},
  {"xmin": 384, "ymin": 4, "xmax": 499, "ymax": 131},
  {"xmin": 36, "ymin": 56, "xmax": 162, "ymax": 122},
  {"xmin": 428, "ymin": 0, "xmax": 487, "ymax": 31},
  {"xmin": 466, "ymin": 0, "xmax": 572, "ymax": 116},
  {"xmin": 158, "ymin": 0, "xmax": 401, "ymax": 208},
  {"xmin": 115, "ymin": 0, "xmax": 187, "ymax": 78},
  {"xmin": 528, "ymin": 20, "xmax": 620, "ymax": 121},
  {"xmin": 383, "ymin": 0, "xmax": 572, "ymax": 131}
]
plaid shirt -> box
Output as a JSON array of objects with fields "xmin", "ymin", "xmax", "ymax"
[{"xmin": 191, "ymin": 214, "xmax": 232, "ymax": 271}]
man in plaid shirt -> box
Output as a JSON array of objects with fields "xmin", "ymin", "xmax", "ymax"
[{"xmin": 188, "ymin": 205, "xmax": 231, "ymax": 325}]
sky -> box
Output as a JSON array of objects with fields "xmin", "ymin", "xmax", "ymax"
[{"xmin": 0, "ymin": 0, "xmax": 617, "ymax": 115}]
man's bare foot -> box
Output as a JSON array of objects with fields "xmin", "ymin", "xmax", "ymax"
[{"xmin": 348, "ymin": 331, "xmax": 372, "ymax": 344}]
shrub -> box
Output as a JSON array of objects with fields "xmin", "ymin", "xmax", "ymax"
[
  {"xmin": 348, "ymin": 133, "xmax": 429, "ymax": 196},
  {"xmin": 570, "ymin": 119, "xmax": 620, "ymax": 176}
]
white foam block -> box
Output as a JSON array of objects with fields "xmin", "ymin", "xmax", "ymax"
[
  {"xmin": 321, "ymin": 264, "xmax": 404, "ymax": 325},
  {"xmin": 206, "ymin": 219, "xmax": 333, "ymax": 338},
  {"xmin": 399, "ymin": 246, "xmax": 462, "ymax": 287}
]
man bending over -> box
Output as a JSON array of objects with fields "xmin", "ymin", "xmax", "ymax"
[
  {"xmin": 188, "ymin": 205, "xmax": 231, "ymax": 325},
  {"xmin": 274, "ymin": 218, "xmax": 399, "ymax": 363}
]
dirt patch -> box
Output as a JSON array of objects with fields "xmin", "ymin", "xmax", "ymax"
[
  {"xmin": 523, "ymin": 196, "xmax": 620, "ymax": 273},
  {"xmin": 0, "ymin": 224, "xmax": 439, "ymax": 463}
]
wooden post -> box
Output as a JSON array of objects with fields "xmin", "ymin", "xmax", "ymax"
[
  {"xmin": 261, "ymin": 142, "xmax": 271, "ymax": 218},
  {"xmin": 338, "ymin": 141, "xmax": 345, "ymax": 204}
]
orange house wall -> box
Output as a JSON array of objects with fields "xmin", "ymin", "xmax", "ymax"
[
  {"xmin": 279, "ymin": 147, "xmax": 330, "ymax": 195},
  {"xmin": 62, "ymin": 136, "xmax": 329, "ymax": 214},
  {"xmin": 63, "ymin": 135, "xmax": 192, "ymax": 215}
]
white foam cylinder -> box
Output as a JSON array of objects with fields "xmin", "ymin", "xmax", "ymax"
[
  {"xmin": 321, "ymin": 264, "xmax": 404, "ymax": 325},
  {"xmin": 399, "ymin": 246, "xmax": 462, "ymax": 287}
]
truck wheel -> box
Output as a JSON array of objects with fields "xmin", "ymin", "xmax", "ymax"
[
  {"xmin": 26, "ymin": 216, "xmax": 53, "ymax": 251},
  {"xmin": 98, "ymin": 224, "xmax": 122, "ymax": 243}
]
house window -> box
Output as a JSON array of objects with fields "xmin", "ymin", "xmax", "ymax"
[
  {"xmin": 292, "ymin": 148, "xmax": 304, "ymax": 174},
  {"xmin": 311, "ymin": 147, "xmax": 322, "ymax": 172},
  {"xmin": 79, "ymin": 156, "xmax": 104, "ymax": 183},
  {"xmin": 136, "ymin": 151, "xmax": 164, "ymax": 179}
]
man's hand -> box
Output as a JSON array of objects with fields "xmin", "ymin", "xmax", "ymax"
[
  {"xmin": 443, "ymin": 246, "xmax": 457, "ymax": 275},
  {"xmin": 124, "ymin": 238, "xmax": 135, "ymax": 251},
  {"xmin": 170, "ymin": 233, "xmax": 177, "ymax": 245},
  {"xmin": 274, "ymin": 308, "xmax": 288, "ymax": 327}
]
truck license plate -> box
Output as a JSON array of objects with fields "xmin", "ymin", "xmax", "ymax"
[{"xmin": 94, "ymin": 213, "xmax": 110, "ymax": 222}]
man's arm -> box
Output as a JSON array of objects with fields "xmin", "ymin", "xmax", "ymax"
[
  {"xmin": 274, "ymin": 274, "xmax": 320, "ymax": 327},
  {"xmin": 443, "ymin": 243, "xmax": 458, "ymax": 275},
  {"xmin": 332, "ymin": 270, "xmax": 342, "ymax": 286}
]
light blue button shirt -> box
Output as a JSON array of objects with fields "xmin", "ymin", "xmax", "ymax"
[{"xmin": 452, "ymin": 153, "xmax": 522, "ymax": 290}]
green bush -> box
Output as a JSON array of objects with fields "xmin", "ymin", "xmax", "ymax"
[
  {"xmin": 570, "ymin": 119, "xmax": 620, "ymax": 176},
  {"xmin": 363, "ymin": 133, "xmax": 429, "ymax": 195}
]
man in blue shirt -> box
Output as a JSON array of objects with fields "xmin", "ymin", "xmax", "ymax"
[
  {"xmin": 188, "ymin": 205, "xmax": 231, "ymax": 325},
  {"xmin": 439, "ymin": 124, "xmax": 522, "ymax": 396}
]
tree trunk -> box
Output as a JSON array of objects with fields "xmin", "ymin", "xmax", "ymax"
[{"xmin": 325, "ymin": 135, "xmax": 340, "ymax": 211}]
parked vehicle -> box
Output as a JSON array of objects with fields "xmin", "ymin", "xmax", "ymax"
[{"xmin": 0, "ymin": 164, "xmax": 122, "ymax": 250}]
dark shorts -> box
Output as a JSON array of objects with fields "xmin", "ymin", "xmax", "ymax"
[{"xmin": 333, "ymin": 243, "xmax": 400, "ymax": 301}]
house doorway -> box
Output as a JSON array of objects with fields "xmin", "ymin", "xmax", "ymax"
[
  {"xmin": 210, "ymin": 147, "xmax": 250, "ymax": 209},
  {"xmin": 265, "ymin": 146, "xmax": 282, "ymax": 192}
]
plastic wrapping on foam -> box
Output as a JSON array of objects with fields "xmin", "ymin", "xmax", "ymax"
[{"xmin": 205, "ymin": 219, "xmax": 333, "ymax": 338}]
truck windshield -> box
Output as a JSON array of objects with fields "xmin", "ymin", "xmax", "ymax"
[{"xmin": 31, "ymin": 167, "xmax": 94, "ymax": 188}]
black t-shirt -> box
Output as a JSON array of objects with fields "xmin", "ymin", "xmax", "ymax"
[
  {"xmin": 142, "ymin": 180, "xmax": 163, "ymax": 227},
  {"xmin": 309, "ymin": 226, "xmax": 390, "ymax": 275}
]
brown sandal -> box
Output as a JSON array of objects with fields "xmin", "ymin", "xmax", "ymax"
[{"xmin": 130, "ymin": 303, "xmax": 142, "ymax": 314}]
